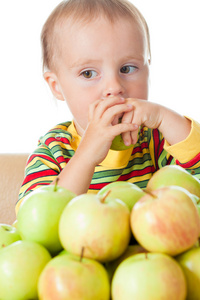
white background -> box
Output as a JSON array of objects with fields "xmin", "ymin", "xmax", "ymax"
[{"xmin": 0, "ymin": 0, "xmax": 200, "ymax": 153}]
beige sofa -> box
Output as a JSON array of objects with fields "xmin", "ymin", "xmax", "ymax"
[{"xmin": 0, "ymin": 153, "xmax": 29, "ymax": 225}]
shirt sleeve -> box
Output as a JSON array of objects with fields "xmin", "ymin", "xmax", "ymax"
[
  {"xmin": 16, "ymin": 144, "xmax": 61, "ymax": 214},
  {"xmin": 16, "ymin": 122, "xmax": 74, "ymax": 214},
  {"xmin": 164, "ymin": 118, "xmax": 200, "ymax": 162},
  {"xmin": 164, "ymin": 118, "xmax": 200, "ymax": 178}
]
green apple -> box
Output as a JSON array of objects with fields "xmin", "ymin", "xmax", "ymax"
[
  {"xmin": 0, "ymin": 223, "xmax": 21, "ymax": 249},
  {"xmin": 17, "ymin": 183, "xmax": 76, "ymax": 255},
  {"xmin": 111, "ymin": 252, "xmax": 186, "ymax": 300},
  {"xmin": 98, "ymin": 181, "xmax": 146, "ymax": 211},
  {"xmin": 38, "ymin": 252, "xmax": 110, "ymax": 300},
  {"xmin": 131, "ymin": 186, "xmax": 200, "ymax": 256},
  {"xmin": 105, "ymin": 244, "xmax": 147, "ymax": 281},
  {"xmin": 147, "ymin": 165, "xmax": 200, "ymax": 197},
  {"xmin": 59, "ymin": 193, "xmax": 131, "ymax": 262},
  {"xmin": 110, "ymin": 134, "xmax": 133, "ymax": 150},
  {"xmin": 12, "ymin": 219, "xmax": 18, "ymax": 228},
  {"xmin": 0, "ymin": 240, "xmax": 51, "ymax": 300},
  {"xmin": 176, "ymin": 247, "xmax": 200, "ymax": 300}
]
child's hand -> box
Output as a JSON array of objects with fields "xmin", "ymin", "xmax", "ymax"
[
  {"xmin": 120, "ymin": 99, "xmax": 162, "ymax": 146},
  {"xmin": 121, "ymin": 98, "xmax": 191, "ymax": 146},
  {"xmin": 78, "ymin": 96, "xmax": 138, "ymax": 166}
]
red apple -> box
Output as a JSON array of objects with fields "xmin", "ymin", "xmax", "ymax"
[
  {"xmin": 38, "ymin": 252, "xmax": 110, "ymax": 300},
  {"xmin": 147, "ymin": 165, "xmax": 200, "ymax": 197},
  {"xmin": 59, "ymin": 193, "xmax": 131, "ymax": 262},
  {"xmin": 131, "ymin": 186, "xmax": 200, "ymax": 256}
]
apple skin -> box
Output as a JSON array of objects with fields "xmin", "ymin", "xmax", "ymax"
[
  {"xmin": 38, "ymin": 253, "xmax": 110, "ymax": 300},
  {"xmin": 131, "ymin": 186, "xmax": 200, "ymax": 256},
  {"xmin": 0, "ymin": 240, "xmax": 51, "ymax": 300},
  {"xmin": 105, "ymin": 244, "xmax": 147, "ymax": 281},
  {"xmin": 110, "ymin": 134, "xmax": 133, "ymax": 151},
  {"xmin": 147, "ymin": 165, "xmax": 200, "ymax": 197},
  {"xmin": 0, "ymin": 223, "xmax": 21, "ymax": 249},
  {"xmin": 97, "ymin": 181, "xmax": 146, "ymax": 211},
  {"xmin": 190, "ymin": 194, "xmax": 200, "ymax": 217},
  {"xmin": 17, "ymin": 184, "xmax": 76, "ymax": 255},
  {"xmin": 59, "ymin": 194, "xmax": 131, "ymax": 262},
  {"xmin": 111, "ymin": 252, "xmax": 187, "ymax": 300},
  {"xmin": 176, "ymin": 247, "xmax": 200, "ymax": 300}
]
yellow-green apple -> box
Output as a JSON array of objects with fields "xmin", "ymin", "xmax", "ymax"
[
  {"xmin": 105, "ymin": 244, "xmax": 147, "ymax": 281},
  {"xmin": 38, "ymin": 252, "xmax": 110, "ymax": 300},
  {"xmin": 0, "ymin": 223, "xmax": 21, "ymax": 249},
  {"xmin": 97, "ymin": 181, "xmax": 146, "ymax": 211},
  {"xmin": 147, "ymin": 165, "xmax": 200, "ymax": 197},
  {"xmin": 131, "ymin": 186, "xmax": 200, "ymax": 256},
  {"xmin": 12, "ymin": 219, "xmax": 18, "ymax": 228},
  {"xmin": 59, "ymin": 193, "xmax": 131, "ymax": 262},
  {"xmin": 17, "ymin": 183, "xmax": 76, "ymax": 255},
  {"xmin": 176, "ymin": 247, "xmax": 200, "ymax": 300},
  {"xmin": 0, "ymin": 240, "xmax": 51, "ymax": 300},
  {"xmin": 111, "ymin": 252, "xmax": 186, "ymax": 300},
  {"xmin": 110, "ymin": 134, "xmax": 133, "ymax": 150}
]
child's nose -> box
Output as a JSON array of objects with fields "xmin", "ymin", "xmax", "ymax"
[{"xmin": 102, "ymin": 76, "xmax": 125, "ymax": 98}]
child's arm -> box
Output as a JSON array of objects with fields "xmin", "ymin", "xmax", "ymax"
[
  {"xmin": 52, "ymin": 96, "xmax": 137, "ymax": 195},
  {"xmin": 121, "ymin": 99, "xmax": 191, "ymax": 147}
]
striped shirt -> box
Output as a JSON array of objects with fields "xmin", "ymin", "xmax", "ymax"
[{"xmin": 16, "ymin": 118, "xmax": 200, "ymax": 212}]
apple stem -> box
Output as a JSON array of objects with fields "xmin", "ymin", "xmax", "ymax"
[
  {"xmin": 80, "ymin": 247, "xmax": 84, "ymax": 262},
  {"xmin": 101, "ymin": 190, "xmax": 111, "ymax": 203},
  {"xmin": 54, "ymin": 177, "xmax": 59, "ymax": 192},
  {"xmin": 144, "ymin": 188, "xmax": 157, "ymax": 199}
]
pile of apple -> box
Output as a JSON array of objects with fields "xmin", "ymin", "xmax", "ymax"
[{"xmin": 0, "ymin": 165, "xmax": 200, "ymax": 300}]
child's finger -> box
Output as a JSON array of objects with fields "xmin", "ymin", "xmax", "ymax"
[
  {"xmin": 131, "ymin": 129, "xmax": 139, "ymax": 145},
  {"xmin": 121, "ymin": 131, "xmax": 132, "ymax": 147},
  {"xmin": 102, "ymin": 103, "xmax": 133, "ymax": 125},
  {"xmin": 92, "ymin": 96, "xmax": 125, "ymax": 120},
  {"xmin": 121, "ymin": 109, "xmax": 134, "ymax": 125}
]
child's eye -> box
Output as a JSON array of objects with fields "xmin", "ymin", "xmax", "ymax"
[
  {"xmin": 120, "ymin": 66, "xmax": 137, "ymax": 74},
  {"xmin": 80, "ymin": 70, "xmax": 98, "ymax": 79}
]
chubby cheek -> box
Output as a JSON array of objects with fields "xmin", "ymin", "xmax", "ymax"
[
  {"xmin": 135, "ymin": 68, "xmax": 150, "ymax": 100},
  {"xmin": 125, "ymin": 67, "xmax": 150, "ymax": 101}
]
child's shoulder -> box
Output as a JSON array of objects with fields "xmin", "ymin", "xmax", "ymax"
[
  {"xmin": 48, "ymin": 121, "xmax": 72, "ymax": 133},
  {"xmin": 38, "ymin": 121, "xmax": 73, "ymax": 146}
]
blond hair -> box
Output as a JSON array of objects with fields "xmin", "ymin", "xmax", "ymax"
[{"xmin": 41, "ymin": 0, "xmax": 151, "ymax": 71}]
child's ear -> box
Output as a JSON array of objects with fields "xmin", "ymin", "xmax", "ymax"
[{"xmin": 43, "ymin": 72, "xmax": 64, "ymax": 101}]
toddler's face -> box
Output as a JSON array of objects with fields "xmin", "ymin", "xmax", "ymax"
[{"xmin": 53, "ymin": 16, "xmax": 150, "ymax": 135}]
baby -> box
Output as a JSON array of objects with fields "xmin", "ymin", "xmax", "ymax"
[{"xmin": 17, "ymin": 0, "xmax": 200, "ymax": 212}]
